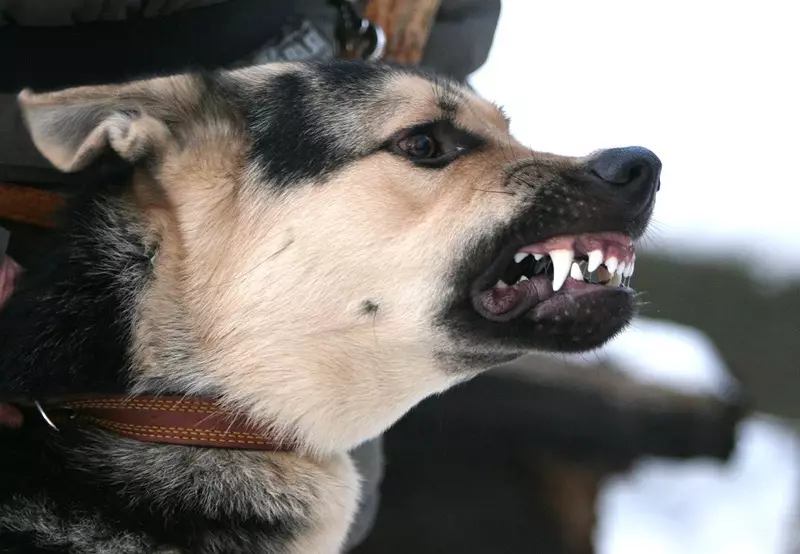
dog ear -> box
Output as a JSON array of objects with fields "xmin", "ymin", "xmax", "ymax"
[{"xmin": 17, "ymin": 79, "xmax": 185, "ymax": 173}]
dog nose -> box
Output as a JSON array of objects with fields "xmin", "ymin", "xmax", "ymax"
[{"xmin": 588, "ymin": 146, "xmax": 662, "ymax": 196}]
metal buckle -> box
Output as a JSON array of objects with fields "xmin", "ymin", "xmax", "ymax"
[
  {"xmin": 331, "ymin": 0, "xmax": 386, "ymax": 61},
  {"xmin": 34, "ymin": 400, "xmax": 60, "ymax": 432}
]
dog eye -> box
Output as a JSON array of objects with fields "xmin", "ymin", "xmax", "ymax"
[
  {"xmin": 398, "ymin": 134, "xmax": 439, "ymax": 159},
  {"xmin": 385, "ymin": 120, "xmax": 485, "ymax": 169}
]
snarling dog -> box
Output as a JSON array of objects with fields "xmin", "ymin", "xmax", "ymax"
[{"xmin": 0, "ymin": 61, "xmax": 660, "ymax": 553}]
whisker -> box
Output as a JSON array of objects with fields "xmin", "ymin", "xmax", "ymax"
[{"xmin": 470, "ymin": 188, "xmax": 516, "ymax": 196}]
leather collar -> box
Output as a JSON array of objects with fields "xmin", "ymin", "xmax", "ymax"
[{"xmin": 28, "ymin": 395, "xmax": 292, "ymax": 451}]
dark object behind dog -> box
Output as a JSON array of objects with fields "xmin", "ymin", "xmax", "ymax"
[{"xmin": 353, "ymin": 364, "xmax": 743, "ymax": 554}]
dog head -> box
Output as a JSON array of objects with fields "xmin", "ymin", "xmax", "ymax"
[{"xmin": 18, "ymin": 61, "xmax": 660, "ymax": 452}]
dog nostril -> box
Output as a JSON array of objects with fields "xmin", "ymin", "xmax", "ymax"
[
  {"xmin": 589, "ymin": 164, "xmax": 643, "ymax": 185},
  {"xmin": 588, "ymin": 146, "xmax": 662, "ymax": 193},
  {"xmin": 626, "ymin": 165, "xmax": 644, "ymax": 183}
]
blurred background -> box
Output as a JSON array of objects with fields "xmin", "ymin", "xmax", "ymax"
[{"xmin": 470, "ymin": 2, "xmax": 800, "ymax": 552}]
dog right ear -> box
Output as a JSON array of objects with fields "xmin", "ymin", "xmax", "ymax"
[{"xmin": 18, "ymin": 77, "xmax": 190, "ymax": 173}]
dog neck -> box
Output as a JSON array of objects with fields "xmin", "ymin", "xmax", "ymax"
[
  {"xmin": 0, "ymin": 190, "xmax": 360, "ymax": 550},
  {"xmin": 0, "ymin": 186, "xmax": 301, "ymax": 448}
]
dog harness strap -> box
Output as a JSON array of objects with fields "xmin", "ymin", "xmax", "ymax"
[{"xmin": 42, "ymin": 395, "xmax": 292, "ymax": 451}]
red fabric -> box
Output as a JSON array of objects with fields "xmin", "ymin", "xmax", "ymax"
[
  {"xmin": 0, "ymin": 255, "xmax": 21, "ymax": 309},
  {"xmin": 0, "ymin": 255, "xmax": 23, "ymax": 428}
]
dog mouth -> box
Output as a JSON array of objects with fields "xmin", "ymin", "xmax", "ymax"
[{"xmin": 471, "ymin": 232, "xmax": 636, "ymax": 324}]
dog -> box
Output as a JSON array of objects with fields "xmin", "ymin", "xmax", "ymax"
[{"xmin": 0, "ymin": 60, "xmax": 660, "ymax": 553}]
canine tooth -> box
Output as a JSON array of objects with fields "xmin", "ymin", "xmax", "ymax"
[
  {"xmin": 624, "ymin": 260, "xmax": 635, "ymax": 278},
  {"xmin": 514, "ymin": 252, "xmax": 530, "ymax": 264},
  {"xmin": 549, "ymin": 249, "xmax": 574, "ymax": 292},
  {"xmin": 605, "ymin": 256, "xmax": 619, "ymax": 275},
  {"xmin": 616, "ymin": 262, "xmax": 626, "ymax": 277},
  {"xmin": 495, "ymin": 279, "xmax": 509, "ymax": 289},
  {"xmin": 533, "ymin": 253, "xmax": 544, "ymax": 261},
  {"xmin": 518, "ymin": 275, "xmax": 529, "ymax": 283},
  {"xmin": 609, "ymin": 273, "xmax": 623, "ymax": 286},
  {"xmin": 587, "ymin": 250, "xmax": 603, "ymax": 272},
  {"xmin": 570, "ymin": 262, "xmax": 583, "ymax": 281}
]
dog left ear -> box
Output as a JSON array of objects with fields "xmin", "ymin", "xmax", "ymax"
[{"xmin": 18, "ymin": 78, "xmax": 186, "ymax": 173}]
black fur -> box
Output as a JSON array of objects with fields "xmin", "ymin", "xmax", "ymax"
[
  {"xmin": 0, "ymin": 180, "xmax": 143, "ymax": 398},
  {"xmin": 243, "ymin": 62, "xmax": 391, "ymax": 189},
  {"xmin": 1, "ymin": 423, "xmax": 296, "ymax": 554}
]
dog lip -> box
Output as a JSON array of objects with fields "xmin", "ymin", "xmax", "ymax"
[{"xmin": 526, "ymin": 280, "xmax": 633, "ymax": 322}]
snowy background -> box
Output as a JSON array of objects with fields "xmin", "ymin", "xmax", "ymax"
[
  {"xmin": 589, "ymin": 321, "xmax": 799, "ymax": 554},
  {"xmin": 470, "ymin": 1, "xmax": 800, "ymax": 553}
]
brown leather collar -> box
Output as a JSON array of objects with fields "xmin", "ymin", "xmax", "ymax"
[{"xmin": 31, "ymin": 395, "xmax": 292, "ymax": 451}]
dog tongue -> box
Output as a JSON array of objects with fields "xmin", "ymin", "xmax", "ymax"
[{"xmin": 476, "ymin": 275, "xmax": 553, "ymax": 322}]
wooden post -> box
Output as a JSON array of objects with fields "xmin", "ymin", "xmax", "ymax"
[{"xmin": 363, "ymin": 0, "xmax": 442, "ymax": 64}]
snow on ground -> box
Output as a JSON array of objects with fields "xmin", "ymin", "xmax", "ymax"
[
  {"xmin": 469, "ymin": 0, "xmax": 800, "ymax": 280},
  {"xmin": 563, "ymin": 318, "xmax": 800, "ymax": 554},
  {"xmin": 597, "ymin": 415, "xmax": 800, "ymax": 554}
]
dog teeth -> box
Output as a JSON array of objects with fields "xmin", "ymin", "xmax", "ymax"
[
  {"xmin": 587, "ymin": 250, "xmax": 603, "ymax": 272},
  {"xmin": 549, "ymin": 249, "xmax": 574, "ymax": 292},
  {"xmin": 604, "ymin": 256, "xmax": 619, "ymax": 275},
  {"xmin": 503, "ymin": 238, "xmax": 637, "ymax": 292},
  {"xmin": 624, "ymin": 255, "xmax": 636, "ymax": 278}
]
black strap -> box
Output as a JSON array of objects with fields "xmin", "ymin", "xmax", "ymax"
[{"xmin": 0, "ymin": 0, "xmax": 295, "ymax": 92}]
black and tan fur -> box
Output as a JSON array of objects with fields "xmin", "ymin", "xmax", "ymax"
[{"xmin": 0, "ymin": 61, "xmax": 659, "ymax": 553}]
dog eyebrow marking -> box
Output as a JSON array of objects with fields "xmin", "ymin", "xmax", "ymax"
[
  {"xmin": 437, "ymin": 97, "xmax": 459, "ymax": 118},
  {"xmin": 433, "ymin": 81, "xmax": 463, "ymax": 119}
]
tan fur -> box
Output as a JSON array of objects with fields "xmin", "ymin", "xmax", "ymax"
[{"xmin": 281, "ymin": 453, "xmax": 360, "ymax": 554}]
